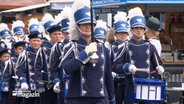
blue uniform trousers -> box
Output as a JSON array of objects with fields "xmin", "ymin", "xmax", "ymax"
[
  {"xmin": 40, "ymin": 88, "xmax": 58, "ymax": 104},
  {"xmin": 0, "ymin": 92, "xmax": 9, "ymax": 104},
  {"xmin": 22, "ymin": 97, "xmax": 40, "ymax": 104},
  {"xmin": 114, "ymin": 78, "xmax": 125, "ymax": 104}
]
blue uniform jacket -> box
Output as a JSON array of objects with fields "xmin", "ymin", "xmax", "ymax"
[
  {"xmin": 50, "ymin": 41, "xmax": 66, "ymax": 82},
  {"xmin": 111, "ymin": 40, "xmax": 127, "ymax": 79},
  {"xmin": 34, "ymin": 40, "xmax": 52, "ymax": 84},
  {"xmin": 112, "ymin": 38, "xmax": 163, "ymax": 83},
  {"xmin": 0, "ymin": 60, "xmax": 5, "ymax": 74},
  {"xmin": 2, "ymin": 54, "xmax": 18, "ymax": 90},
  {"xmin": 62, "ymin": 37, "xmax": 115, "ymax": 101},
  {"xmin": 16, "ymin": 46, "xmax": 37, "ymax": 85}
]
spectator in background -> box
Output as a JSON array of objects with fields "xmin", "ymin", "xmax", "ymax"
[
  {"xmin": 159, "ymin": 29, "xmax": 172, "ymax": 45},
  {"xmin": 159, "ymin": 29, "xmax": 172, "ymax": 51},
  {"xmin": 145, "ymin": 16, "xmax": 162, "ymax": 56}
]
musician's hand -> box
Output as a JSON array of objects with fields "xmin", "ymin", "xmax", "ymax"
[
  {"xmin": 156, "ymin": 65, "xmax": 164, "ymax": 74},
  {"xmin": 129, "ymin": 64, "xmax": 137, "ymax": 74},
  {"xmin": 53, "ymin": 82, "xmax": 60, "ymax": 93},
  {"xmin": 36, "ymin": 84, "xmax": 45, "ymax": 93},
  {"xmin": 21, "ymin": 82, "xmax": 29, "ymax": 90},
  {"xmin": 112, "ymin": 72, "xmax": 117, "ymax": 78},
  {"xmin": 19, "ymin": 77, "xmax": 29, "ymax": 90},
  {"xmin": 85, "ymin": 42, "xmax": 97, "ymax": 55},
  {"xmin": 2, "ymin": 82, "xmax": 9, "ymax": 92},
  {"xmin": 53, "ymin": 78, "xmax": 60, "ymax": 93}
]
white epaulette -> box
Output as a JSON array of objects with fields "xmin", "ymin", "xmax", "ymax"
[
  {"xmin": 51, "ymin": 42, "xmax": 57, "ymax": 51},
  {"xmin": 114, "ymin": 42, "xmax": 128, "ymax": 62},
  {"xmin": 3, "ymin": 59, "xmax": 11, "ymax": 75},
  {"xmin": 104, "ymin": 42, "xmax": 110, "ymax": 49},
  {"xmin": 58, "ymin": 41, "xmax": 75, "ymax": 68},
  {"xmin": 50, "ymin": 43, "xmax": 57, "ymax": 56},
  {"xmin": 118, "ymin": 42, "xmax": 125, "ymax": 49},
  {"xmin": 63, "ymin": 41, "xmax": 73, "ymax": 49},
  {"xmin": 14, "ymin": 50, "xmax": 26, "ymax": 70},
  {"xmin": 35, "ymin": 47, "xmax": 43, "ymax": 67}
]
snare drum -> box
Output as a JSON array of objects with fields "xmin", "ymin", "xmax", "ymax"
[{"xmin": 132, "ymin": 78, "xmax": 166, "ymax": 102}]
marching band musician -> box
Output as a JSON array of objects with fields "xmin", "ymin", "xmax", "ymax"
[
  {"xmin": 38, "ymin": 24, "xmax": 47, "ymax": 42},
  {"xmin": 11, "ymin": 20, "xmax": 26, "ymax": 42},
  {"xmin": 54, "ymin": 7, "xmax": 71, "ymax": 44},
  {"xmin": 145, "ymin": 16, "xmax": 162, "ymax": 57},
  {"xmin": 111, "ymin": 11, "xmax": 130, "ymax": 104},
  {"xmin": 28, "ymin": 18, "xmax": 40, "ymax": 34},
  {"xmin": 0, "ymin": 23, "xmax": 13, "ymax": 49},
  {"xmin": 34, "ymin": 14, "xmax": 64, "ymax": 104},
  {"xmin": 49, "ymin": 6, "xmax": 72, "ymax": 104},
  {"xmin": 41, "ymin": 13, "xmax": 55, "ymax": 41},
  {"xmin": 0, "ymin": 41, "xmax": 11, "ymax": 104},
  {"xmin": 2, "ymin": 41, "xmax": 27, "ymax": 104},
  {"xmin": 11, "ymin": 20, "xmax": 27, "ymax": 58},
  {"xmin": 112, "ymin": 7, "xmax": 165, "ymax": 104},
  {"xmin": 93, "ymin": 20, "xmax": 108, "ymax": 43},
  {"xmin": 61, "ymin": 0, "xmax": 115, "ymax": 104},
  {"xmin": 23, "ymin": 18, "xmax": 40, "ymax": 43},
  {"xmin": 15, "ymin": 31, "xmax": 43, "ymax": 104}
]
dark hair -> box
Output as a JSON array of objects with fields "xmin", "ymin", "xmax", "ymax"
[
  {"xmin": 0, "ymin": 49, "xmax": 11, "ymax": 57},
  {"xmin": 47, "ymin": 25, "xmax": 61, "ymax": 35},
  {"xmin": 13, "ymin": 41, "xmax": 27, "ymax": 49}
]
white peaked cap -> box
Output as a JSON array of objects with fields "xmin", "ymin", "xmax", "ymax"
[
  {"xmin": 0, "ymin": 23, "xmax": 9, "ymax": 31},
  {"xmin": 38, "ymin": 22, "xmax": 45, "ymax": 33},
  {"xmin": 12, "ymin": 20, "xmax": 25, "ymax": 30},
  {"xmin": 95, "ymin": 20, "xmax": 107, "ymax": 30},
  {"xmin": 0, "ymin": 23, "xmax": 9, "ymax": 32},
  {"xmin": 114, "ymin": 11, "xmax": 128, "ymax": 23},
  {"xmin": 28, "ymin": 18, "xmax": 39, "ymax": 28},
  {"xmin": 11, "ymin": 20, "xmax": 25, "ymax": 35},
  {"xmin": 127, "ymin": 7, "xmax": 144, "ymax": 19},
  {"xmin": 0, "ymin": 23, "xmax": 11, "ymax": 37},
  {"xmin": 72, "ymin": 0, "xmax": 90, "ymax": 13},
  {"xmin": 69, "ymin": 0, "xmax": 92, "ymax": 40},
  {"xmin": 54, "ymin": 13, "xmax": 62, "ymax": 25},
  {"xmin": 55, "ymin": 6, "xmax": 73, "ymax": 25},
  {"xmin": 41, "ymin": 13, "xmax": 54, "ymax": 25},
  {"xmin": 60, "ymin": 6, "xmax": 73, "ymax": 21}
]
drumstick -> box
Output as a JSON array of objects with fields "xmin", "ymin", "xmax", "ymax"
[
  {"xmin": 36, "ymin": 80, "xmax": 53, "ymax": 84},
  {"xmin": 154, "ymin": 52, "xmax": 163, "ymax": 78},
  {"xmin": 154, "ymin": 52, "xmax": 159, "ymax": 66},
  {"xmin": 136, "ymin": 68, "xmax": 149, "ymax": 73}
]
